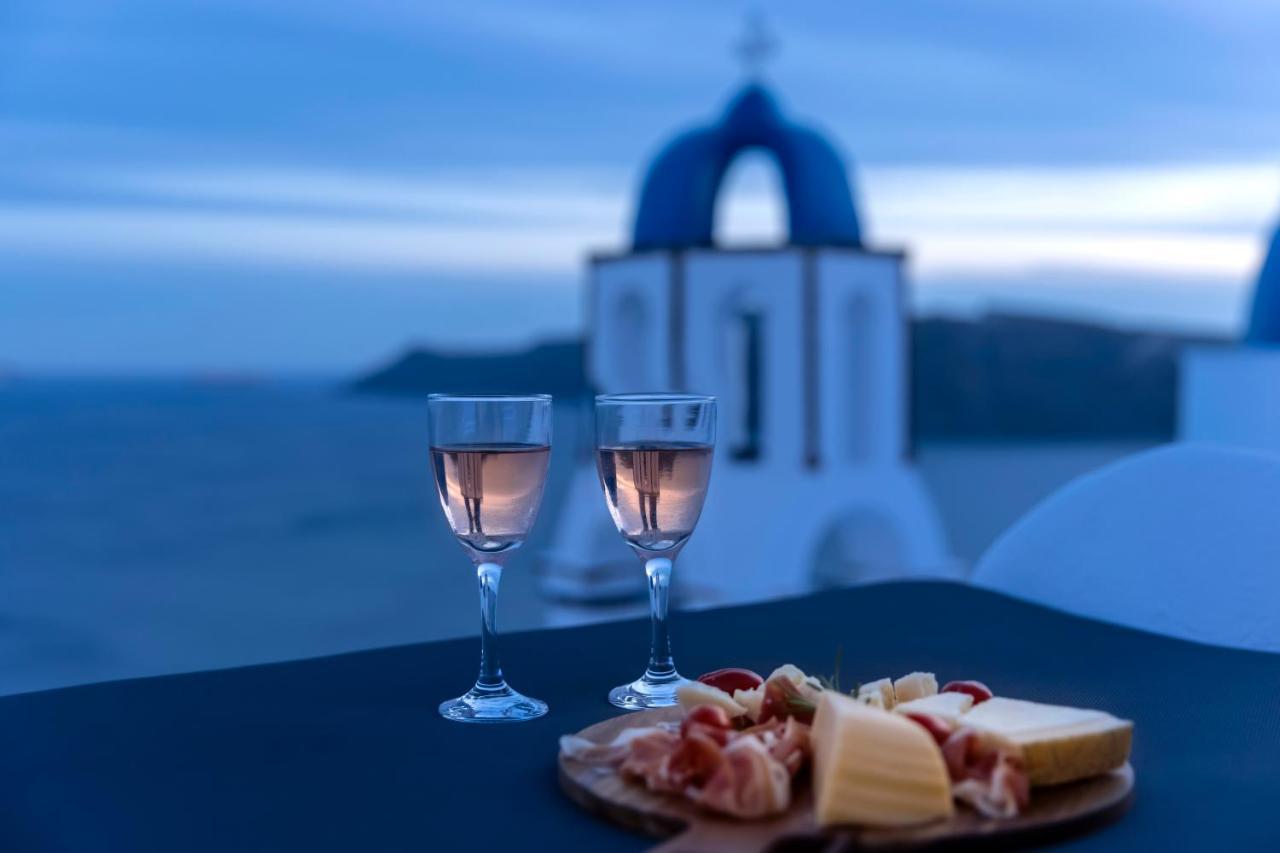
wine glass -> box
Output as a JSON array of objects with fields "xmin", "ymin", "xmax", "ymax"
[
  {"xmin": 594, "ymin": 393, "xmax": 716, "ymax": 710},
  {"xmin": 428, "ymin": 394, "xmax": 552, "ymax": 723}
]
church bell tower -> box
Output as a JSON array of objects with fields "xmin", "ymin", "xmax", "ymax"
[{"xmin": 553, "ymin": 66, "xmax": 954, "ymax": 605}]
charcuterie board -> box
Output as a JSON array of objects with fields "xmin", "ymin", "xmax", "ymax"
[{"xmin": 558, "ymin": 708, "xmax": 1133, "ymax": 852}]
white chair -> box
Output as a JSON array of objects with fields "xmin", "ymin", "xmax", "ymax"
[{"xmin": 971, "ymin": 442, "xmax": 1280, "ymax": 653}]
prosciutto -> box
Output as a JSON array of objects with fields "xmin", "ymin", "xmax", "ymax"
[
  {"xmin": 560, "ymin": 704, "xmax": 810, "ymax": 819},
  {"xmin": 692, "ymin": 736, "xmax": 793, "ymax": 818},
  {"xmin": 902, "ymin": 711, "xmax": 1030, "ymax": 819},
  {"xmin": 940, "ymin": 728, "xmax": 1030, "ymax": 819},
  {"xmin": 558, "ymin": 723, "xmax": 677, "ymax": 765},
  {"xmin": 741, "ymin": 716, "xmax": 811, "ymax": 774}
]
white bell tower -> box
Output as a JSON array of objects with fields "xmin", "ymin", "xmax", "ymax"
[{"xmin": 551, "ymin": 74, "xmax": 954, "ymax": 608}]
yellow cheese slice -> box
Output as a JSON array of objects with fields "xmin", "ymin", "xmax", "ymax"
[
  {"xmin": 961, "ymin": 697, "xmax": 1133, "ymax": 786},
  {"xmin": 811, "ymin": 691, "xmax": 954, "ymax": 827},
  {"xmin": 894, "ymin": 691, "xmax": 974, "ymax": 723}
]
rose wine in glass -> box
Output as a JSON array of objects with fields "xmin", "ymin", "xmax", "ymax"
[
  {"xmin": 432, "ymin": 445, "xmax": 551, "ymax": 554},
  {"xmin": 597, "ymin": 444, "xmax": 714, "ymax": 553},
  {"xmin": 595, "ymin": 394, "xmax": 716, "ymax": 710},
  {"xmin": 428, "ymin": 395, "xmax": 551, "ymax": 723}
]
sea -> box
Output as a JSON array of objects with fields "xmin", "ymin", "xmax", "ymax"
[{"xmin": 0, "ymin": 378, "xmax": 1150, "ymax": 697}]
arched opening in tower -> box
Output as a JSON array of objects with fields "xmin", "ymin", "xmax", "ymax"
[{"xmin": 712, "ymin": 150, "xmax": 787, "ymax": 248}]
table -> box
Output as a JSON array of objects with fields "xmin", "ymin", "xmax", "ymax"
[{"xmin": 2, "ymin": 581, "xmax": 1278, "ymax": 851}]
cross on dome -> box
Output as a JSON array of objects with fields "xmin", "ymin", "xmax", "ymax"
[{"xmin": 734, "ymin": 12, "xmax": 778, "ymax": 79}]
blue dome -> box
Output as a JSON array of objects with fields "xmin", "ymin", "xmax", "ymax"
[
  {"xmin": 632, "ymin": 84, "xmax": 863, "ymax": 251},
  {"xmin": 1247, "ymin": 223, "xmax": 1280, "ymax": 344}
]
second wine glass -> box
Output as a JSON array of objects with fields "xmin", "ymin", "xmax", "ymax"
[
  {"xmin": 429, "ymin": 394, "xmax": 551, "ymax": 723},
  {"xmin": 594, "ymin": 393, "xmax": 716, "ymax": 710}
]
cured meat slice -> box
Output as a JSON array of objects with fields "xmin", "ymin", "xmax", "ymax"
[
  {"xmin": 558, "ymin": 724, "xmax": 674, "ymax": 765},
  {"xmin": 741, "ymin": 716, "xmax": 811, "ymax": 774},
  {"xmin": 680, "ymin": 704, "xmax": 736, "ymax": 746},
  {"xmin": 757, "ymin": 672, "xmax": 821, "ymax": 724},
  {"xmin": 664, "ymin": 731, "xmax": 725, "ymax": 790},
  {"xmin": 692, "ymin": 736, "xmax": 792, "ymax": 818},
  {"xmin": 561, "ymin": 706, "xmax": 808, "ymax": 820},
  {"xmin": 940, "ymin": 728, "xmax": 1029, "ymax": 818},
  {"xmin": 618, "ymin": 728, "xmax": 685, "ymax": 792}
]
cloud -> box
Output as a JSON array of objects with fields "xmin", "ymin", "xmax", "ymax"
[
  {"xmin": 10, "ymin": 0, "xmax": 1280, "ymax": 170},
  {"xmin": 59, "ymin": 166, "xmax": 627, "ymax": 225},
  {"xmin": 865, "ymin": 163, "xmax": 1280, "ymax": 231},
  {"xmin": 0, "ymin": 204, "xmax": 612, "ymax": 276},
  {"xmin": 2, "ymin": 161, "xmax": 1273, "ymax": 288},
  {"xmin": 906, "ymin": 228, "xmax": 1255, "ymax": 280}
]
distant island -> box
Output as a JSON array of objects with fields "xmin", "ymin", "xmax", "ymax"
[
  {"xmin": 351, "ymin": 313, "xmax": 1226, "ymax": 440},
  {"xmin": 354, "ymin": 339, "xmax": 588, "ymax": 398}
]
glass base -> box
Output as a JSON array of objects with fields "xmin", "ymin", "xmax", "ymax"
[
  {"xmin": 608, "ymin": 671, "xmax": 690, "ymax": 711},
  {"xmin": 439, "ymin": 683, "xmax": 548, "ymax": 723}
]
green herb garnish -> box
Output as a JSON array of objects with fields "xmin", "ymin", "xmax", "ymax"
[{"xmin": 815, "ymin": 645, "xmax": 845, "ymax": 693}]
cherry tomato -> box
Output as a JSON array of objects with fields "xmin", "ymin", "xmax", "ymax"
[
  {"xmin": 696, "ymin": 667, "xmax": 764, "ymax": 695},
  {"xmin": 941, "ymin": 680, "xmax": 994, "ymax": 704}
]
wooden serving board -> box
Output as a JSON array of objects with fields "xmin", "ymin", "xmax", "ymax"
[{"xmin": 559, "ymin": 708, "xmax": 1133, "ymax": 852}]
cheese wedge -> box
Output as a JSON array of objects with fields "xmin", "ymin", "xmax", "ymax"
[
  {"xmin": 893, "ymin": 672, "xmax": 938, "ymax": 703},
  {"xmin": 811, "ymin": 692, "xmax": 954, "ymax": 827},
  {"xmin": 894, "ymin": 691, "xmax": 974, "ymax": 723},
  {"xmin": 856, "ymin": 677, "xmax": 896, "ymax": 709},
  {"xmin": 961, "ymin": 697, "xmax": 1133, "ymax": 786}
]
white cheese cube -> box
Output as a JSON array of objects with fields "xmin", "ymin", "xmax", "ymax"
[
  {"xmin": 856, "ymin": 677, "xmax": 896, "ymax": 710},
  {"xmin": 732, "ymin": 685, "xmax": 765, "ymax": 721},
  {"xmin": 856, "ymin": 691, "xmax": 885, "ymax": 710},
  {"xmin": 767, "ymin": 664, "xmax": 809, "ymax": 685},
  {"xmin": 892, "ymin": 672, "xmax": 938, "ymax": 703}
]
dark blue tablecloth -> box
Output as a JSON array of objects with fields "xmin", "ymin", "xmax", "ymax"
[{"xmin": 2, "ymin": 581, "xmax": 1278, "ymax": 851}]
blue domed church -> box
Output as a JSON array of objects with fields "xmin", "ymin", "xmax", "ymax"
[
  {"xmin": 552, "ymin": 80, "xmax": 954, "ymax": 604},
  {"xmin": 1180, "ymin": 218, "xmax": 1280, "ymax": 452},
  {"xmin": 1245, "ymin": 226, "xmax": 1280, "ymax": 345}
]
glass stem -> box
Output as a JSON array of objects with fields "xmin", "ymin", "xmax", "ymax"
[
  {"xmin": 644, "ymin": 556, "xmax": 675, "ymax": 680},
  {"xmin": 474, "ymin": 561, "xmax": 505, "ymax": 690}
]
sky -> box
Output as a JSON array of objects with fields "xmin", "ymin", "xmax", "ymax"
[{"xmin": 3, "ymin": 0, "xmax": 1280, "ymax": 373}]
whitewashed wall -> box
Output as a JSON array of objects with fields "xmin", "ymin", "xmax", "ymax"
[{"xmin": 571, "ymin": 247, "xmax": 954, "ymax": 604}]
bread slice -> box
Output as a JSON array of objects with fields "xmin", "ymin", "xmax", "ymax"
[{"xmin": 961, "ymin": 697, "xmax": 1132, "ymax": 786}]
